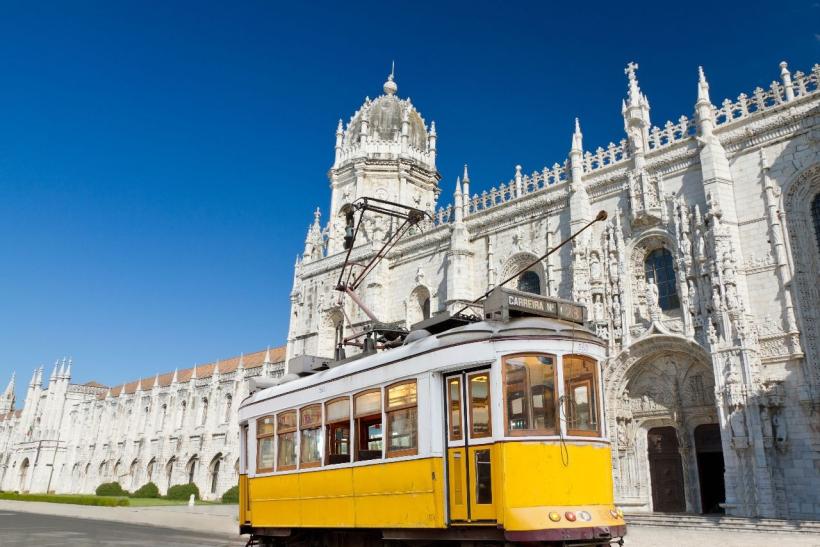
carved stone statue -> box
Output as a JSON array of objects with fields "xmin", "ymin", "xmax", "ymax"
[
  {"xmin": 760, "ymin": 406, "xmax": 774, "ymax": 441},
  {"xmin": 593, "ymin": 294, "xmax": 604, "ymax": 321},
  {"xmin": 608, "ymin": 251, "xmax": 619, "ymax": 283},
  {"xmin": 729, "ymin": 405, "xmax": 748, "ymax": 444},
  {"xmin": 645, "ymin": 277, "xmax": 660, "ymax": 316},
  {"xmin": 695, "ymin": 228, "xmax": 706, "ymax": 263},
  {"xmin": 590, "ymin": 254, "xmax": 602, "ymax": 280},
  {"xmin": 726, "ymin": 284, "xmax": 739, "ymax": 310}
]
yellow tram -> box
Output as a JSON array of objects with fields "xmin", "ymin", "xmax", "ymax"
[{"xmin": 238, "ymin": 288, "xmax": 626, "ymax": 546}]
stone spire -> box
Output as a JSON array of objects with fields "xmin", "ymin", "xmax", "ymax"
[
  {"xmin": 50, "ymin": 361, "xmax": 59, "ymax": 384},
  {"xmin": 303, "ymin": 208, "xmax": 324, "ymax": 264},
  {"xmin": 454, "ymin": 177, "xmax": 464, "ymax": 224},
  {"xmin": 153, "ymin": 373, "xmax": 160, "ymax": 389},
  {"xmin": 568, "ymin": 118, "xmax": 591, "ymax": 226},
  {"xmin": 446, "ymin": 176, "xmax": 472, "ymax": 310},
  {"xmin": 461, "ymin": 165, "xmax": 471, "ymax": 218},
  {"xmin": 3, "ymin": 372, "xmax": 15, "ymax": 396},
  {"xmin": 171, "ymin": 368, "xmax": 178, "ymax": 384},
  {"xmin": 334, "ymin": 119, "xmax": 344, "ymax": 164},
  {"xmin": 695, "ymin": 66, "xmax": 716, "ymax": 140},
  {"xmin": 622, "ymin": 62, "xmax": 651, "ymax": 158},
  {"xmin": 29, "ymin": 368, "xmax": 39, "ymax": 388},
  {"xmin": 0, "ymin": 372, "xmax": 15, "ymax": 414},
  {"xmin": 64, "ymin": 358, "xmax": 71, "ymax": 381},
  {"xmin": 191, "ymin": 364, "xmax": 198, "ymax": 380}
]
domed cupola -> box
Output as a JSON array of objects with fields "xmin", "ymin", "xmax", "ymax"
[
  {"xmin": 333, "ymin": 71, "xmax": 437, "ymax": 170},
  {"xmin": 325, "ymin": 69, "xmax": 441, "ymax": 256}
]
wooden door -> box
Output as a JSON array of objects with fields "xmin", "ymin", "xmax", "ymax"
[{"xmin": 647, "ymin": 426, "xmax": 685, "ymax": 512}]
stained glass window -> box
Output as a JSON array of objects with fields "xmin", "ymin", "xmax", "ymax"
[{"xmin": 644, "ymin": 249, "xmax": 680, "ymax": 310}]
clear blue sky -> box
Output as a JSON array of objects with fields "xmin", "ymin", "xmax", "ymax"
[{"xmin": 0, "ymin": 0, "xmax": 817, "ymax": 403}]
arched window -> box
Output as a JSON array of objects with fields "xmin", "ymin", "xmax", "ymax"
[
  {"xmin": 165, "ymin": 457, "xmax": 175, "ymax": 489},
  {"xmin": 187, "ymin": 456, "xmax": 198, "ymax": 484},
  {"xmin": 159, "ymin": 404, "xmax": 167, "ymax": 430},
  {"xmin": 644, "ymin": 248, "xmax": 680, "ymax": 310},
  {"xmin": 812, "ymin": 193, "xmax": 820, "ymax": 254},
  {"xmin": 421, "ymin": 298, "xmax": 431, "ymax": 320},
  {"xmin": 517, "ymin": 271, "xmax": 541, "ymax": 295},
  {"xmin": 210, "ymin": 454, "xmax": 222, "ymax": 494},
  {"xmin": 146, "ymin": 458, "xmax": 155, "ymax": 482}
]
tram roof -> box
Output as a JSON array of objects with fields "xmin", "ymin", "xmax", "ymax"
[{"xmin": 240, "ymin": 316, "xmax": 599, "ymax": 408}]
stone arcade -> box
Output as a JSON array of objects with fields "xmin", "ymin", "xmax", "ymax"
[
  {"xmin": 287, "ymin": 62, "xmax": 820, "ymax": 519},
  {"xmin": 0, "ymin": 349, "xmax": 286, "ymax": 500}
]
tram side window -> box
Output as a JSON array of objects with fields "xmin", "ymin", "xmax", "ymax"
[
  {"xmin": 354, "ymin": 390, "xmax": 382, "ymax": 461},
  {"xmin": 326, "ymin": 398, "xmax": 351, "ymax": 465},
  {"xmin": 503, "ymin": 354, "xmax": 557, "ymax": 435},
  {"xmin": 300, "ymin": 405, "xmax": 322, "ymax": 468},
  {"xmin": 277, "ymin": 410, "xmax": 297, "ymax": 470},
  {"xmin": 563, "ymin": 355, "xmax": 600, "ymax": 436},
  {"xmin": 256, "ymin": 416, "xmax": 275, "ymax": 473},
  {"xmin": 386, "ymin": 380, "xmax": 418, "ymax": 457}
]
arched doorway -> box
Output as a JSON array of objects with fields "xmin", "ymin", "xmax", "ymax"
[
  {"xmin": 19, "ymin": 458, "xmax": 29, "ymax": 492},
  {"xmin": 647, "ymin": 426, "xmax": 685, "ymax": 512},
  {"xmin": 606, "ymin": 334, "xmax": 721, "ymax": 513},
  {"xmin": 695, "ymin": 424, "xmax": 725, "ymax": 513}
]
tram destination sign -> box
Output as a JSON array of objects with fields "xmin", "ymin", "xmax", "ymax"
[{"xmin": 483, "ymin": 287, "xmax": 586, "ymax": 325}]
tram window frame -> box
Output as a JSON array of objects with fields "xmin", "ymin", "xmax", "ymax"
[
  {"xmin": 354, "ymin": 389, "xmax": 383, "ymax": 461},
  {"xmin": 468, "ymin": 373, "xmax": 492, "ymax": 438},
  {"xmin": 325, "ymin": 397, "xmax": 352, "ymax": 465},
  {"xmin": 299, "ymin": 404, "xmax": 323, "ymax": 468},
  {"xmin": 276, "ymin": 410, "xmax": 298, "ymax": 471},
  {"xmin": 385, "ymin": 380, "xmax": 418, "ymax": 458},
  {"xmin": 502, "ymin": 353, "xmax": 559, "ymax": 436},
  {"xmin": 255, "ymin": 416, "xmax": 275, "ymax": 473},
  {"xmin": 562, "ymin": 355, "xmax": 601, "ymax": 437},
  {"xmin": 447, "ymin": 376, "xmax": 463, "ymax": 441}
]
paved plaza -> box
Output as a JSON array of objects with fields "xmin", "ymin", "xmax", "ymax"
[{"xmin": 1, "ymin": 500, "xmax": 819, "ymax": 546}]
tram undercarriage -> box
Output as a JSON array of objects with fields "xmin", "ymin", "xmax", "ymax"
[{"xmin": 244, "ymin": 526, "xmax": 626, "ymax": 547}]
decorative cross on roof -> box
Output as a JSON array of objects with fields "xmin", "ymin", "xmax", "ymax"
[{"xmin": 625, "ymin": 62, "xmax": 639, "ymax": 80}]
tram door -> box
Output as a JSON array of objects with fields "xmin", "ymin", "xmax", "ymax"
[{"xmin": 445, "ymin": 370, "xmax": 496, "ymax": 523}]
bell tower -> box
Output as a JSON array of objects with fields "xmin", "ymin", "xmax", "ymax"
[{"xmin": 325, "ymin": 69, "xmax": 441, "ymax": 254}]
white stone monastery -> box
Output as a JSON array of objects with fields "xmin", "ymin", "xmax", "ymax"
[
  {"xmin": 0, "ymin": 348, "xmax": 286, "ymax": 500},
  {"xmin": 0, "ymin": 59, "xmax": 818, "ymax": 518},
  {"xmin": 286, "ymin": 61, "xmax": 820, "ymax": 519}
]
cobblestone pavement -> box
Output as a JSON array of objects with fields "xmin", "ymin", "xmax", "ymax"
[
  {"xmin": 624, "ymin": 525, "xmax": 820, "ymax": 546},
  {"xmin": 0, "ymin": 510, "xmax": 245, "ymax": 547}
]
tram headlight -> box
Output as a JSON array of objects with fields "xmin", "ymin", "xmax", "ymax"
[
  {"xmin": 548, "ymin": 511, "xmax": 562, "ymax": 522},
  {"xmin": 616, "ymin": 507, "xmax": 624, "ymax": 518},
  {"xmin": 609, "ymin": 509, "xmax": 619, "ymax": 518},
  {"xmin": 564, "ymin": 511, "xmax": 577, "ymax": 522},
  {"xmin": 578, "ymin": 511, "xmax": 592, "ymax": 522}
]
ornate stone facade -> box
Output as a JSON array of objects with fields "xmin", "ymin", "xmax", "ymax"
[
  {"xmin": 288, "ymin": 62, "xmax": 820, "ymax": 518},
  {"xmin": 0, "ymin": 348, "xmax": 286, "ymax": 500}
]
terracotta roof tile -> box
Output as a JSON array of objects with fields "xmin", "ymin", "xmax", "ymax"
[{"xmin": 95, "ymin": 346, "xmax": 285, "ymax": 400}]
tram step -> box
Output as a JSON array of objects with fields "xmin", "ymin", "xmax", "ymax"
[{"xmin": 625, "ymin": 513, "xmax": 820, "ymax": 535}]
